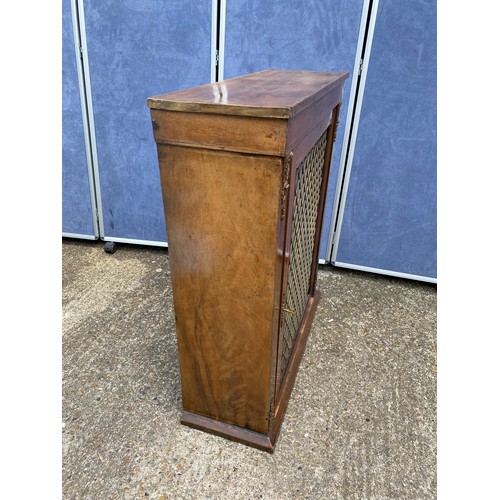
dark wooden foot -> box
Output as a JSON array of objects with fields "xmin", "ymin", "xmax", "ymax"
[{"xmin": 180, "ymin": 411, "xmax": 275, "ymax": 453}]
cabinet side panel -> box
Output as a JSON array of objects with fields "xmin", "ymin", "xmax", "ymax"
[{"xmin": 157, "ymin": 145, "xmax": 282, "ymax": 434}]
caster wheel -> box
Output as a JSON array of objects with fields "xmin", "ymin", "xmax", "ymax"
[{"xmin": 103, "ymin": 241, "xmax": 117, "ymax": 254}]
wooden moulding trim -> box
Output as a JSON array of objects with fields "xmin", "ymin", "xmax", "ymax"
[
  {"xmin": 289, "ymin": 113, "xmax": 332, "ymax": 168},
  {"xmin": 269, "ymin": 291, "xmax": 320, "ymax": 445},
  {"xmin": 309, "ymin": 104, "xmax": 340, "ymax": 293},
  {"xmin": 266, "ymin": 153, "xmax": 293, "ymax": 424},
  {"xmin": 147, "ymin": 100, "xmax": 292, "ymax": 119},
  {"xmin": 285, "ymin": 85, "xmax": 343, "ymax": 154},
  {"xmin": 180, "ymin": 411, "xmax": 275, "ymax": 453},
  {"xmin": 273, "ymin": 152, "xmax": 300, "ymax": 386},
  {"xmin": 150, "ymin": 109, "xmax": 288, "ymax": 157}
]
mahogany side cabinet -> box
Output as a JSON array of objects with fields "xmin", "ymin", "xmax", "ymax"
[{"xmin": 147, "ymin": 69, "xmax": 348, "ymax": 452}]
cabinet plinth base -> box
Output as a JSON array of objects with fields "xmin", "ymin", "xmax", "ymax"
[
  {"xmin": 180, "ymin": 291, "xmax": 321, "ymax": 453},
  {"xmin": 180, "ymin": 412, "xmax": 275, "ymax": 452}
]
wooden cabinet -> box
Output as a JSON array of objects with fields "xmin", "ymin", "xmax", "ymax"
[{"xmin": 148, "ymin": 69, "xmax": 347, "ymax": 452}]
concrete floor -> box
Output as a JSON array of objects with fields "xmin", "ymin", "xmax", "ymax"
[{"xmin": 62, "ymin": 239, "xmax": 436, "ymax": 500}]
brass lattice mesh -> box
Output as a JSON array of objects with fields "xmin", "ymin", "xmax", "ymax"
[{"xmin": 280, "ymin": 130, "xmax": 328, "ymax": 379}]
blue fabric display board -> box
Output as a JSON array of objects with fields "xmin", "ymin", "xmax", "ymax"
[
  {"xmin": 223, "ymin": 0, "xmax": 366, "ymax": 261},
  {"xmin": 62, "ymin": 0, "xmax": 96, "ymax": 237},
  {"xmin": 335, "ymin": 0, "xmax": 437, "ymax": 280},
  {"xmin": 82, "ymin": 0, "xmax": 212, "ymax": 243},
  {"xmin": 63, "ymin": 0, "xmax": 436, "ymax": 282}
]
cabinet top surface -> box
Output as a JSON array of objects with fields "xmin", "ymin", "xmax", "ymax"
[{"xmin": 147, "ymin": 69, "xmax": 348, "ymax": 118}]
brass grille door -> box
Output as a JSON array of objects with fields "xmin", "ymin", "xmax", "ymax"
[{"xmin": 280, "ymin": 130, "xmax": 328, "ymax": 380}]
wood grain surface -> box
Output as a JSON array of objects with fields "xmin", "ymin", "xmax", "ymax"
[
  {"xmin": 158, "ymin": 145, "xmax": 283, "ymax": 434},
  {"xmin": 148, "ymin": 69, "xmax": 348, "ymax": 119},
  {"xmin": 151, "ymin": 109, "xmax": 287, "ymax": 156}
]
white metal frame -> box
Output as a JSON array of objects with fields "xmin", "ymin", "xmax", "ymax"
[
  {"xmin": 330, "ymin": 0, "xmax": 380, "ymax": 266},
  {"xmin": 211, "ymin": 0, "xmax": 226, "ymax": 82},
  {"xmin": 210, "ymin": 0, "xmax": 218, "ymax": 83},
  {"xmin": 333, "ymin": 262, "xmax": 437, "ymax": 284},
  {"xmin": 325, "ymin": 0, "xmax": 372, "ymax": 262},
  {"xmin": 102, "ymin": 236, "xmax": 167, "ymax": 247},
  {"xmin": 76, "ymin": 0, "xmax": 104, "ymax": 239},
  {"xmin": 62, "ymin": 232, "xmax": 98, "ymax": 240},
  {"xmin": 67, "ymin": 0, "xmax": 100, "ymax": 240},
  {"xmin": 218, "ymin": 0, "xmax": 226, "ymax": 81}
]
